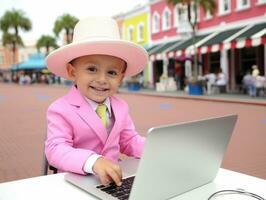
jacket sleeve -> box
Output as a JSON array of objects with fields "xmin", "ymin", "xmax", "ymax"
[
  {"xmin": 45, "ymin": 102, "xmax": 95, "ymax": 175},
  {"xmin": 119, "ymin": 112, "xmax": 145, "ymax": 158}
]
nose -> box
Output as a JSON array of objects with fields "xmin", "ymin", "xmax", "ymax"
[{"xmin": 96, "ymin": 71, "xmax": 107, "ymax": 84}]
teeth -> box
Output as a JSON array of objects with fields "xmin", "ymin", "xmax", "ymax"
[{"xmin": 92, "ymin": 86, "xmax": 106, "ymax": 91}]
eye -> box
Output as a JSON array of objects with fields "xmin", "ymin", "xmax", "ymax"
[
  {"xmin": 108, "ymin": 70, "xmax": 118, "ymax": 76},
  {"xmin": 86, "ymin": 66, "xmax": 97, "ymax": 73}
]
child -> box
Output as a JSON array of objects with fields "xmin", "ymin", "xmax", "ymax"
[{"xmin": 45, "ymin": 17, "xmax": 148, "ymax": 186}]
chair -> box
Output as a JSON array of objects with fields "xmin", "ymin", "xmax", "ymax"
[
  {"xmin": 42, "ymin": 152, "xmax": 58, "ymax": 175},
  {"xmin": 42, "ymin": 135, "xmax": 58, "ymax": 175},
  {"xmin": 42, "ymin": 154, "xmax": 58, "ymax": 175}
]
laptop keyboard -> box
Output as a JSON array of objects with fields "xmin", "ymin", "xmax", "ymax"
[{"xmin": 96, "ymin": 176, "xmax": 135, "ymax": 200}]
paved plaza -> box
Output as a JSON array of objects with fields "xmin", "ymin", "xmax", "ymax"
[{"xmin": 0, "ymin": 83, "xmax": 265, "ymax": 183}]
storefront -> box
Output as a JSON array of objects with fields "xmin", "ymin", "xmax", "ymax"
[{"xmin": 147, "ymin": 22, "xmax": 266, "ymax": 91}]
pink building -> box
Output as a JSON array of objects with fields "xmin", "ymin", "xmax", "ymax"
[
  {"xmin": 148, "ymin": 0, "xmax": 266, "ymax": 91},
  {"xmin": 150, "ymin": 0, "xmax": 177, "ymax": 41},
  {"xmin": 198, "ymin": 0, "xmax": 266, "ymax": 30}
]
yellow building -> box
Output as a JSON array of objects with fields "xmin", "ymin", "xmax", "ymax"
[
  {"xmin": 122, "ymin": 11, "xmax": 149, "ymax": 47},
  {"xmin": 116, "ymin": 4, "xmax": 151, "ymax": 86}
]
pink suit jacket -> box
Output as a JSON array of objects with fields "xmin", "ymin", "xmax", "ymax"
[{"xmin": 45, "ymin": 86, "xmax": 145, "ymax": 175}]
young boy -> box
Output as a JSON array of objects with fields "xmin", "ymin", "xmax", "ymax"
[{"xmin": 45, "ymin": 17, "xmax": 148, "ymax": 186}]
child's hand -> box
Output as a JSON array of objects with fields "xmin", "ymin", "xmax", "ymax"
[{"xmin": 92, "ymin": 157, "xmax": 122, "ymax": 186}]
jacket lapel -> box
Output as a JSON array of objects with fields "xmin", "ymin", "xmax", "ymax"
[
  {"xmin": 65, "ymin": 86, "xmax": 108, "ymax": 144},
  {"xmin": 103, "ymin": 97, "xmax": 122, "ymax": 147}
]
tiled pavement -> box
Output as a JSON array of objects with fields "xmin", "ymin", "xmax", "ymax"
[{"xmin": 0, "ymin": 83, "xmax": 265, "ymax": 183}]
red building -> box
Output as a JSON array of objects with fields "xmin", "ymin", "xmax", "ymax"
[{"xmin": 148, "ymin": 0, "xmax": 266, "ymax": 91}]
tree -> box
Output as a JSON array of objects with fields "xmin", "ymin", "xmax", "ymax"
[
  {"xmin": 0, "ymin": 8, "xmax": 32, "ymax": 64},
  {"xmin": 167, "ymin": 0, "xmax": 216, "ymax": 78},
  {"xmin": 2, "ymin": 32, "xmax": 23, "ymax": 52},
  {"xmin": 53, "ymin": 14, "xmax": 78, "ymax": 44},
  {"xmin": 36, "ymin": 35, "xmax": 58, "ymax": 55}
]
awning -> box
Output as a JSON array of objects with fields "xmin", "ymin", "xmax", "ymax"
[
  {"xmin": 234, "ymin": 22, "xmax": 266, "ymax": 48},
  {"xmin": 12, "ymin": 53, "xmax": 46, "ymax": 71},
  {"xmin": 198, "ymin": 23, "xmax": 266, "ymax": 53},
  {"xmin": 199, "ymin": 27, "xmax": 243, "ymax": 53},
  {"xmin": 148, "ymin": 23, "xmax": 266, "ymax": 61},
  {"xmin": 146, "ymin": 44, "xmax": 160, "ymax": 54},
  {"xmin": 149, "ymin": 40, "xmax": 180, "ymax": 60},
  {"xmin": 167, "ymin": 34, "xmax": 209, "ymax": 56}
]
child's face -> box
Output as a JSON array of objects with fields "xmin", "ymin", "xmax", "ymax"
[{"xmin": 67, "ymin": 54, "xmax": 126, "ymax": 103}]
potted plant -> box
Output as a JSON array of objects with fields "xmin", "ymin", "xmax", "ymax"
[
  {"xmin": 127, "ymin": 75, "xmax": 141, "ymax": 91},
  {"xmin": 186, "ymin": 76, "xmax": 206, "ymax": 95},
  {"xmin": 168, "ymin": 0, "xmax": 216, "ymax": 95}
]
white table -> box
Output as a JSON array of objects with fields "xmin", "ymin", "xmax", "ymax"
[{"xmin": 0, "ymin": 169, "xmax": 265, "ymax": 200}]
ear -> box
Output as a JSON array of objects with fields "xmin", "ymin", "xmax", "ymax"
[{"xmin": 66, "ymin": 63, "xmax": 76, "ymax": 81}]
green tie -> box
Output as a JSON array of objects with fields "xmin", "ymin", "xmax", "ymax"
[{"xmin": 96, "ymin": 104, "xmax": 107, "ymax": 127}]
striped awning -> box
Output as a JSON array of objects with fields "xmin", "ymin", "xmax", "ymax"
[
  {"xmin": 149, "ymin": 23, "xmax": 266, "ymax": 61},
  {"xmin": 199, "ymin": 28, "xmax": 243, "ymax": 53},
  {"xmin": 167, "ymin": 34, "xmax": 209, "ymax": 56},
  {"xmin": 146, "ymin": 44, "xmax": 160, "ymax": 54},
  {"xmin": 233, "ymin": 22, "xmax": 266, "ymax": 48},
  {"xmin": 198, "ymin": 23, "xmax": 266, "ymax": 53},
  {"xmin": 149, "ymin": 40, "xmax": 180, "ymax": 60}
]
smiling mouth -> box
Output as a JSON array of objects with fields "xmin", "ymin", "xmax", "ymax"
[{"xmin": 90, "ymin": 86, "xmax": 109, "ymax": 92}]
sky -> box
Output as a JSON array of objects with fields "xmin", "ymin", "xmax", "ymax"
[{"xmin": 0, "ymin": 0, "xmax": 148, "ymax": 44}]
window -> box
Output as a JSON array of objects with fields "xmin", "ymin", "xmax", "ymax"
[
  {"xmin": 162, "ymin": 7, "xmax": 171, "ymax": 31},
  {"xmin": 152, "ymin": 12, "xmax": 160, "ymax": 33},
  {"xmin": 219, "ymin": 0, "xmax": 231, "ymax": 15},
  {"xmin": 179, "ymin": 4, "xmax": 188, "ymax": 21},
  {"xmin": 174, "ymin": 4, "xmax": 188, "ymax": 27},
  {"xmin": 205, "ymin": 10, "xmax": 213, "ymax": 20},
  {"xmin": 174, "ymin": 5, "xmax": 179, "ymax": 27},
  {"xmin": 127, "ymin": 26, "xmax": 134, "ymax": 41},
  {"xmin": 190, "ymin": 3, "xmax": 199, "ymax": 23},
  {"xmin": 176, "ymin": 3, "xmax": 198, "ymax": 24},
  {"xmin": 237, "ymin": 0, "xmax": 250, "ymax": 10},
  {"xmin": 137, "ymin": 23, "xmax": 144, "ymax": 42},
  {"xmin": 174, "ymin": 4, "xmax": 196, "ymax": 33}
]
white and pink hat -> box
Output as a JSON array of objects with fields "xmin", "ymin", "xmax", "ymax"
[{"xmin": 46, "ymin": 16, "xmax": 148, "ymax": 79}]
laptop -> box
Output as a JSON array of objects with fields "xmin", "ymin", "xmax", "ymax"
[{"xmin": 65, "ymin": 114, "xmax": 237, "ymax": 200}]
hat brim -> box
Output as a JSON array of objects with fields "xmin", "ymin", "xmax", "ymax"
[{"xmin": 46, "ymin": 39, "xmax": 148, "ymax": 79}]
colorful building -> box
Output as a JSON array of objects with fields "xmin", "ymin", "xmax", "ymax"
[
  {"xmin": 147, "ymin": 0, "xmax": 266, "ymax": 91},
  {"xmin": 114, "ymin": 4, "xmax": 151, "ymax": 86},
  {"xmin": 0, "ymin": 42, "xmax": 19, "ymax": 82},
  {"xmin": 121, "ymin": 5, "xmax": 150, "ymax": 48}
]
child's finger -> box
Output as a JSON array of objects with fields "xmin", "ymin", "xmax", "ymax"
[
  {"xmin": 99, "ymin": 173, "xmax": 111, "ymax": 186},
  {"xmin": 107, "ymin": 167, "xmax": 122, "ymax": 186}
]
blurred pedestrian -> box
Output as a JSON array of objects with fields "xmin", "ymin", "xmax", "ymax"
[
  {"xmin": 249, "ymin": 65, "xmax": 260, "ymax": 97},
  {"xmin": 204, "ymin": 72, "xmax": 216, "ymax": 95},
  {"xmin": 242, "ymin": 70, "xmax": 253, "ymax": 94},
  {"xmin": 215, "ymin": 68, "xmax": 227, "ymax": 93},
  {"xmin": 252, "ymin": 65, "xmax": 259, "ymax": 77},
  {"xmin": 175, "ymin": 61, "xmax": 181, "ymax": 90}
]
